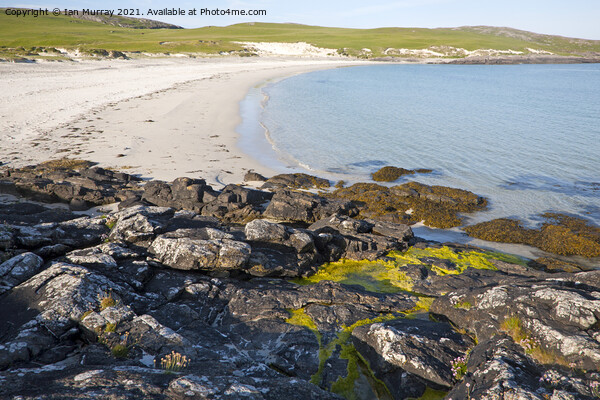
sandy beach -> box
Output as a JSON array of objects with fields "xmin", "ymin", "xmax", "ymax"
[{"xmin": 0, "ymin": 57, "xmax": 365, "ymax": 186}]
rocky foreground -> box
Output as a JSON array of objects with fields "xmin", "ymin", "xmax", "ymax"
[{"xmin": 0, "ymin": 162, "xmax": 599, "ymax": 400}]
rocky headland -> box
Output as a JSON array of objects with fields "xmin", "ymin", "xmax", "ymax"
[{"xmin": 0, "ymin": 161, "xmax": 599, "ymax": 400}]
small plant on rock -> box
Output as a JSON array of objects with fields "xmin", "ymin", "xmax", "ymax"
[
  {"xmin": 98, "ymin": 291, "xmax": 116, "ymax": 310},
  {"xmin": 453, "ymin": 301, "xmax": 473, "ymax": 310},
  {"xmin": 157, "ymin": 351, "xmax": 190, "ymax": 372},
  {"xmin": 590, "ymin": 381, "xmax": 600, "ymax": 398},
  {"xmin": 105, "ymin": 218, "xmax": 117, "ymax": 230},
  {"xmin": 451, "ymin": 355, "xmax": 468, "ymax": 381},
  {"xmin": 102, "ymin": 330, "xmax": 134, "ymax": 359},
  {"xmin": 111, "ymin": 343, "xmax": 129, "ymax": 358}
]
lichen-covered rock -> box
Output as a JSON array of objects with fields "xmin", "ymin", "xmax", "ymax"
[
  {"xmin": 109, "ymin": 205, "xmax": 173, "ymax": 243},
  {"xmin": 309, "ymin": 214, "xmax": 412, "ymax": 260},
  {"xmin": 0, "ymin": 225, "xmax": 13, "ymax": 250},
  {"xmin": 0, "ymin": 252, "xmax": 43, "ymax": 294},
  {"xmin": 431, "ymin": 269, "xmax": 600, "ymax": 370},
  {"xmin": 0, "ymin": 262, "xmax": 129, "ymax": 369},
  {"xmin": 446, "ymin": 335, "xmax": 546, "ymax": 400},
  {"xmin": 0, "ymin": 162, "xmax": 141, "ymax": 209},
  {"xmin": 352, "ymin": 319, "xmax": 474, "ymax": 391},
  {"xmin": 245, "ymin": 219, "xmax": 288, "ymax": 243},
  {"xmin": 148, "ymin": 234, "xmax": 250, "ymax": 274}
]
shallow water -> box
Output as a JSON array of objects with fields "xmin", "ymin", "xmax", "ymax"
[{"xmin": 239, "ymin": 64, "xmax": 600, "ymax": 228}]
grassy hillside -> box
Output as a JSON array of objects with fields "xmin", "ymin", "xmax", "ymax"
[{"xmin": 1, "ymin": 11, "xmax": 599, "ymax": 59}]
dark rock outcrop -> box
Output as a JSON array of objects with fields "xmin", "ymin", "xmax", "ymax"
[
  {"xmin": 0, "ymin": 161, "xmax": 142, "ymax": 209},
  {"xmin": 352, "ymin": 319, "xmax": 474, "ymax": 394},
  {"xmin": 264, "ymin": 189, "xmax": 358, "ymax": 224},
  {"xmin": 1, "ymin": 161, "xmax": 599, "ymax": 400}
]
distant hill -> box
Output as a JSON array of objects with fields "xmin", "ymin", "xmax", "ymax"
[
  {"xmin": 0, "ymin": 11, "xmax": 598, "ymax": 60},
  {"xmin": 66, "ymin": 12, "xmax": 182, "ymax": 29}
]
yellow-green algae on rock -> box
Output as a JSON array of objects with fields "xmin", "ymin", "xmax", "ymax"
[
  {"xmin": 293, "ymin": 246, "xmax": 519, "ymax": 294},
  {"xmin": 285, "ymin": 247, "xmax": 524, "ymax": 398},
  {"xmin": 286, "ymin": 308, "xmax": 398, "ymax": 399}
]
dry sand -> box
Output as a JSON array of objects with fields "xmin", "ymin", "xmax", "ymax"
[{"xmin": 0, "ymin": 57, "xmax": 366, "ymax": 186}]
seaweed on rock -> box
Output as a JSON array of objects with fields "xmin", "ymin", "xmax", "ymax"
[
  {"xmin": 464, "ymin": 212, "xmax": 600, "ymax": 257},
  {"xmin": 329, "ymin": 182, "xmax": 487, "ymax": 228},
  {"xmin": 371, "ymin": 166, "xmax": 415, "ymax": 182}
]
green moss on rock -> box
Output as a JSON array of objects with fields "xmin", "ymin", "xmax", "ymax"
[{"xmin": 464, "ymin": 213, "xmax": 600, "ymax": 257}]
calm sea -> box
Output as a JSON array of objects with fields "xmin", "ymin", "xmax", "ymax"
[{"xmin": 238, "ymin": 64, "xmax": 600, "ymax": 228}]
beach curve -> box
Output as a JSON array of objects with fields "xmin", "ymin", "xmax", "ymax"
[{"xmin": 0, "ymin": 57, "xmax": 368, "ymax": 186}]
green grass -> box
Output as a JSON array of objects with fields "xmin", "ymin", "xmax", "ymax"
[{"xmin": 1, "ymin": 12, "xmax": 599, "ymax": 58}]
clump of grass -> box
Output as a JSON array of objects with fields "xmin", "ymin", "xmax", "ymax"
[
  {"xmin": 157, "ymin": 351, "xmax": 191, "ymax": 372},
  {"xmin": 80, "ymin": 310, "xmax": 93, "ymax": 320},
  {"xmin": 98, "ymin": 291, "xmax": 116, "ymax": 310},
  {"xmin": 111, "ymin": 343, "xmax": 129, "ymax": 358},
  {"xmin": 500, "ymin": 316, "xmax": 524, "ymax": 340},
  {"xmin": 104, "ymin": 322, "xmax": 116, "ymax": 333}
]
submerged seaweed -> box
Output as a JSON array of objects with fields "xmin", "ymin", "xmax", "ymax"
[{"xmin": 464, "ymin": 213, "xmax": 600, "ymax": 257}]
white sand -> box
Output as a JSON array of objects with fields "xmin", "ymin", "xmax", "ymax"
[{"xmin": 0, "ymin": 57, "xmax": 366, "ymax": 186}]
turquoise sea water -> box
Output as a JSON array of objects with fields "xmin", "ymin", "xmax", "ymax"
[{"xmin": 238, "ymin": 64, "xmax": 600, "ymax": 227}]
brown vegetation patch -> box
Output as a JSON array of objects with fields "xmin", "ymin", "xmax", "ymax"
[
  {"xmin": 371, "ymin": 166, "xmax": 433, "ymax": 182},
  {"xmin": 329, "ymin": 181, "xmax": 487, "ymax": 228},
  {"xmin": 38, "ymin": 158, "xmax": 96, "ymax": 171},
  {"xmin": 262, "ymin": 173, "xmax": 330, "ymax": 190},
  {"xmin": 527, "ymin": 257, "xmax": 587, "ymax": 273},
  {"xmin": 371, "ymin": 166, "xmax": 415, "ymax": 182},
  {"xmin": 464, "ymin": 213, "xmax": 600, "ymax": 257}
]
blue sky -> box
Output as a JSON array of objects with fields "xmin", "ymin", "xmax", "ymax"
[{"xmin": 7, "ymin": 0, "xmax": 600, "ymax": 39}]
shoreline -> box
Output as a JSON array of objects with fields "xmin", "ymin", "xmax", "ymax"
[
  {"xmin": 0, "ymin": 57, "xmax": 371, "ymax": 186},
  {"xmin": 1, "ymin": 57, "xmax": 598, "ymax": 267}
]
